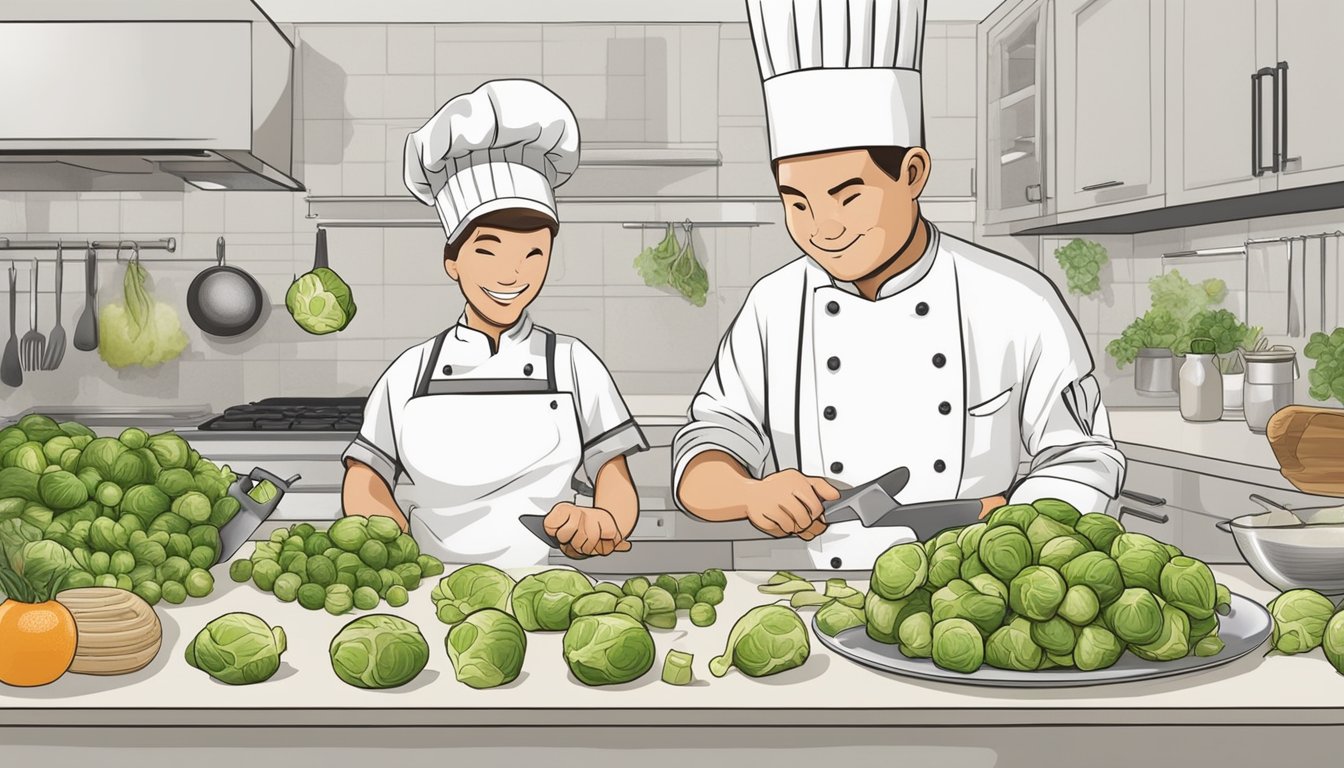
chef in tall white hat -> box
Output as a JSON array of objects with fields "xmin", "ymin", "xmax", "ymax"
[
  {"xmin": 674, "ymin": 0, "xmax": 1126, "ymax": 570},
  {"xmin": 341, "ymin": 79, "xmax": 648, "ymax": 568}
]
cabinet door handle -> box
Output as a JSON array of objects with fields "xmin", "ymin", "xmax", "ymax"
[
  {"xmin": 1025, "ymin": 183, "xmax": 1043, "ymax": 203},
  {"xmin": 1081, "ymin": 180, "xmax": 1124, "ymax": 191},
  {"xmin": 1277, "ymin": 60, "xmax": 1291, "ymax": 171},
  {"xmin": 1252, "ymin": 66, "xmax": 1281, "ymax": 176},
  {"xmin": 1120, "ymin": 490, "xmax": 1167, "ymax": 507},
  {"xmin": 1119, "ymin": 505, "xmax": 1169, "ymax": 525}
]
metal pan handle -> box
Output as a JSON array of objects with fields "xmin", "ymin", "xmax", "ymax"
[
  {"xmin": 1216, "ymin": 520, "xmax": 1233, "ymax": 534},
  {"xmin": 1249, "ymin": 493, "xmax": 1291, "ymax": 514}
]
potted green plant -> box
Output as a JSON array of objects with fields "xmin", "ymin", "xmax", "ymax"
[
  {"xmin": 1107, "ymin": 271, "xmax": 1239, "ymax": 396},
  {"xmin": 1176, "ymin": 310, "xmax": 1262, "ymax": 414},
  {"xmin": 1304, "ymin": 327, "xmax": 1344, "ymax": 405}
]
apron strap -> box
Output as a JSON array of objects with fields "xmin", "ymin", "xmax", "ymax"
[
  {"xmin": 543, "ymin": 327, "xmax": 557, "ymax": 392},
  {"xmin": 414, "ymin": 328, "xmax": 451, "ymax": 398}
]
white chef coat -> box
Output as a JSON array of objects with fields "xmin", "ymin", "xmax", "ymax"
[
  {"xmin": 673, "ymin": 222, "xmax": 1126, "ymax": 561},
  {"xmin": 343, "ymin": 313, "xmax": 647, "ymax": 565}
]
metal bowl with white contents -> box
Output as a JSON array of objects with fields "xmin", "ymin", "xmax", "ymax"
[{"xmin": 1218, "ymin": 494, "xmax": 1344, "ymax": 594}]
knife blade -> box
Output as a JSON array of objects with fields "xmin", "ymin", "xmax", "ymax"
[{"xmin": 219, "ymin": 467, "xmax": 301, "ymax": 562}]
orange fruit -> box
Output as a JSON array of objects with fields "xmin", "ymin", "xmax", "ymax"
[{"xmin": 0, "ymin": 599, "xmax": 78, "ymax": 687}]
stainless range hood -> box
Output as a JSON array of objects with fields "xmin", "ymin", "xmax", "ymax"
[{"xmin": 0, "ymin": 0, "xmax": 301, "ymax": 192}]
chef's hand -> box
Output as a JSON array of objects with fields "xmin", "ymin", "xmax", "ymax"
[
  {"xmin": 544, "ymin": 502, "xmax": 631, "ymax": 559},
  {"xmin": 978, "ymin": 495, "xmax": 1009, "ymax": 519},
  {"xmin": 740, "ymin": 469, "xmax": 840, "ymax": 540}
]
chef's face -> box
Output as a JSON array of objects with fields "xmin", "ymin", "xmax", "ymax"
[
  {"xmin": 776, "ymin": 147, "xmax": 930, "ymax": 282},
  {"xmin": 445, "ymin": 225, "xmax": 552, "ymax": 328}
]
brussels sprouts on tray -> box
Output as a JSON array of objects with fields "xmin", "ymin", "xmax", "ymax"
[{"xmin": 814, "ymin": 498, "xmax": 1273, "ymax": 685}]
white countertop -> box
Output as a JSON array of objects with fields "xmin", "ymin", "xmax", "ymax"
[
  {"xmin": 3, "ymin": 563, "xmax": 1341, "ymax": 726},
  {"xmin": 1108, "ymin": 408, "xmax": 1280, "ymax": 471}
]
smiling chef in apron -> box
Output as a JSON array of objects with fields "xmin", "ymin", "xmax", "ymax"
[
  {"xmin": 341, "ymin": 79, "xmax": 648, "ymax": 568},
  {"xmin": 673, "ymin": 0, "xmax": 1127, "ymax": 570}
]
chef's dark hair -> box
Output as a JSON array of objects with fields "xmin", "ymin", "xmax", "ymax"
[
  {"xmin": 771, "ymin": 146, "xmax": 912, "ymax": 183},
  {"xmin": 444, "ymin": 208, "xmax": 559, "ymax": 261}
]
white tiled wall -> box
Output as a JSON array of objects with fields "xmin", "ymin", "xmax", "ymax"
[{"xmin": 0, "ymin": 21, "xmax": 982, "ymax": 414}]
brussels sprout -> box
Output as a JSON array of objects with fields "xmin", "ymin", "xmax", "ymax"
[
  {"xmin": 378, "ymin": 568, "xmax": 402, "ymax": 596},
  {"xmin": 1038, "ymin": 535, "xmax": 1091, "ymax": 572},
  {"xmin": 352, "ymin": 585, "xmax": 379, "ymax": 611},
  {"xmin": 674, "ymin": 592, "xmax": 695, "ymax": 611},
  {"xmin": 1215, "ymin": 583, "xmax": 1232, "ymax": 616},
  {"xmin": 447, "ymin": 608, "xmax": 526, "ymax": 689},
  {"xmin": 109, "ymin": 451, "xmax": 155, "ymax": 487},
  {"xmin": 72, "ymin": 470, "xmax": 101, "ymax": 505},
  {"xmin": 1045, "ymin": 651, "xmax": 1075, "ymax": 668},
  {"xmin": 162, "ymin": 580, "xmax": 187, "ymax": 604},
  {"xmin": 76, "ymin": 437, "xmax": 127, "ymax": 478},
  {"xmin": 710, "ymin": 605, "xmax": 810, "ymax": 678},
  {"xmin": 702, "ymin": 568, "xmax": 727, "ymax": 589},
  {"xmin": 0, "ymin": 466, "xmax": 41, "ymax": 504},
  {"xmin": 759, "ymin": 578, "xmax": 814, "ymax": 595},
  {"xmin": 695, "ymin": 585, "xmax": 724, "ymax": 606},
  {"xmin": 229, "ymin": 559, "xmax": 253, "ymax": 583},
  {"xmin": 58, "ymin": 448, "xmax": 81, "ymax": 474},
  {"xmin": 272, "ymin": 572, "xmax": 301, "ymax": 603},
  {"xmin": 91, "ymin": 481, "xmax": 122, "ymax": 508},
  {"xmin": 953, "ymin": 551, "xmax": 986, "ymax": 580},
  {"xmin": 956, "ymin": 523, "xmax": 988, "ymax": 559},
  {"xmin": 932, "ymin": 580, "xmax": 1007, "ymax": 636},
  {"xmin": 656, "ymin": 574, "xmax": 679, "ymax": 594},
  {"xmin": 416, "ymin": 555, "xmax": 445, "ymax": 579},
  {"xmin": 353, "ymin": 515, "xmax": 396, "ymax": 546},
  {"xmin": 1032, "ymin": 498, "xmax": 1082, "ymax": 528},
  {"xmin": 897, "ymin": 611, "xmax": 934, "ymax": 658},
  {"xmin": 280, "ymin": 552, "xmax": 308, "ymax": 580},
  {"xmin": 676, "ymin": 573, "xmax": 704, "ymax": 596},
  {"xmin": 166, "ymin": 532, "xmax": 193, "ymax": 560},
  {"xmin": 188, "ymin": 525, "xmax": 220, "ymax": 553},
  {"xmin": 87, "ymin": 549, "xmax": 110, "ymax": 576},
  {"xmin": 1030, "ymin": 616, "xmax": 1077, "ymax": 655},
  {"xmin": 14, "ymin": 539, "xmax": 79, "ymax": 595},
  {"xmin": 1111, "ymin": 533, "xmax": 1171, "ymax": 594},
  {"xmin": 589, "ymin": 582, "xmax": 622, "ymax": 599},
  {"xmin": 89, "ymin": 517, "xmax": 128, "ymax": 553},
  {"xmin": 152, "ymin": 468, "xmax": 193, "ymax": 499},
  {"xmin": 1268, "ymin": 589, "xmax": 1336, "ymax": 654},
  {"xmin": 149, "ymin": 512, "xmax": 191, "ymax": 537},
  {"xmin": 865, "ymin": 588, "xmax": 931, "ymax": 644},
  {"xmin": 171, "ymin": 492, "xmax": 212, "ymax": 525},
  {"xmin": 1073, "ymin": 625, "xmax": 1124, "ymax": 671},
  {"xmin": 301, "ymin": 531, "xmax": 332, "ymax": 558},
  {"xmin": 110, "ymin": 549, "xmax": 136, "ymax": 575},
  {"xmin": 17, "ymin": 415, "xmax": 63, "ymax": 443},
  {"xmin": 302, "ymin": 554, "xmax": 335, "ymax": 587},
  {"xmin": 871, "ymin": 543, "xmax": 929, "ymax": 600},
  {"xmin": 116, "ymin": 427, "xmax": 148, "ymax": 450},
  {"xmin": 327, "ymin": 516, "xmax": 370, "ymax": 553},
  {"xmin": 1024, "ymin": 515, "xmax": 1073, "ymax": 559},
  {"xmin": 386, "ymin": 585, "xmax": 409, "ymax": 607},
  {"xmin": 20, "ymin": 501, "xmax": 52, "ymax": 529},
  {"xmin": 1060, "ymin": 551, "xmax": 1124, "ymax": 607},
  {"xmin": 1102, "ymin": 588, "xmax": 1165, "ymax": 645},
  {"xmin": 185, "ymin": 567, "xmax": 214, "ymax": 598},
  {"xmin": 1075, "ymin": 513, "xmax": 1124, "ymax": 553},
  {"xmin": 0, "ymin": 427, "xmax": 24, "ymax": 458},
  {"xmin": 1130, "ymin": 603, "xmax": 1192, "ymax": 662},
  {"xmin": 1188, "ymin": 612, "xmax": 1219, "ymax": 644},
  {"xmin": 985, "ymin": 619, "xmax": 1043, "ymax": 671},
  {"xmin": 329, "ymin": 614, "xmax": 429, "ymax": 689},
  {"xmin": 297, "ymin": 583, "xmax": 327, "ymax": 610},
  {"xmin": 661, "ymin": 649, "xmax": 694, "ymax": 686},
  {"xmin": 1008, "ymin": 565, "xmax": 1067, "ymax": 621},
  {"xmin": 354, "ymin": 538, "xmax": 389, "ymax": 570},
  {"xmin": 564, "ymin": 613, "xmax": 656, "ymax": 686},
  {"xmin": 1159, "ymin": 556, "xmax": 1217, "ymax": 620},
  {"xmin": 512, "ymin": 569, "xmax": 594, "ymax": 632},
  {"xmin": 251, "ymin": 541, "xmax": 280, "ymax": 563},
  {"xmin": 188, "ymin": 545, "xmax": 217, "ymax": 571},
  {"xmin": 325, "ymin": 583, "xmax": 355, "ymax": 615},
  {"xmin": 336, "ymin": 572, "xmax": 357, "ymax": 591},
  {"xmin": 1194, "ymin": 633, "xmax": 1225, "ymax": 658},
  {"xmin": 931, "ymin": 618, "xmax": 985, "ymax": 673},
  {"xmin": 643, "ymin": 585, "xmax": 678, "ymax": 629},
  {"xmin": 385, "ymin": 535, "xmax": 420, "ymax": 567},
  {"xmin": 333, "ymin": 552, "xmax": 362, "ymax": 577},
  {"xmin": 927, "ymin": 544, "xmax": 963, "ymax": 589},
  {"xmin": 814, "ymin": 600, "xmax": 862, "ymax": 636},
  {"xmin": 393, "ymin": 562, "xmax": 422, "ymax": 592},
  {"xmin": 615, "ymin": 595, "xmax": 645, "ymax": 623},
  {"xmin": 429, "ymin": 563, "xmax": 514, "ymax": 625},
  {"xmin": 93, "ymin": 573, "xmax": 118, "ymax": 589},
  {"xmin": 208, "ymin": 496, "xmax": 242, "ymax": 528},
  {"xmin": 132, "ymin": 579, "xmax": 161, "ymax": 605},
  {"xmin": 571, "ymin": 592, "xmax": 619, "ymax": 618},
  {"xmin": 5, "ymin": 441, "xmax": 48, "ymax": 474},
  {"xmin": 185, "ymin": 613, "xmax": 286, "ymax": 685},
  {"xmin": 978, "ymin": 526, "xmax": 1032, "ymax": 582},
  {"xmin": 622, "ymin": 576, "xmax": 650, "ymax": 598},
  {"xmin": 968, "ymin": 573, "xmax": 1009, "ymax": 603},
  {"xmin": 690, "ymin": 602, "xmax": 719, "ymax": 628},
  {"xmin": 251, "ymin": 558, "xmax": 283, "ymax": 592},
  {"xmin": 36, "ymin": 469, "xmax": 88, "ymax": 511},
  {"xmin": 986, "ymin": 503, "xmax": 1038, "ymax": 533},
  {"xmin": 1058, "ymin": 584, "xmax": 1100, "ymax": 626},
  {"xmin": 1320, "ymin": 611, "xmax": 1344, "ymax": 674}
]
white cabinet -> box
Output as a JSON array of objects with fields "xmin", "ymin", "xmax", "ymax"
[
  {"xmin": 1053, "ymin": 0, "xmax": 1164, "ymax": 214},
  {"xmin": 979, "ymin": 0, "xmax": 1053, "ymax": 225},
  {"xmin": 1271, "ymin": 0, "xmax": 1344, "ymax": 189},
  {"xmin": 1165, "ymin": 0, "xmax": 1275, "ymax": 205}
]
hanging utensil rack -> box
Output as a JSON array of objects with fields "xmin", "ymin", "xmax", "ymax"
[
  {"xmin": 0, "ymin": 237, "xmax": 199, "ymax": 262},
  {"xmin": 313, "ymin": 218, "xmax": 769, "ymax": 229}
]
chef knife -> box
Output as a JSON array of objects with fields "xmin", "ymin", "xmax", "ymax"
[{"xmin": 219, "ymin": 467, "xmax": 302, "ymax": 563}]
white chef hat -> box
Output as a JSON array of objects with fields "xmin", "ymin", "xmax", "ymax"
[
  {"xmin": 746, "ymin": 0, "xmax": 927, "ymax": 160},
  {"xmin": 404, "ymin": 79, "xmax": 580, "ymax": 244}
]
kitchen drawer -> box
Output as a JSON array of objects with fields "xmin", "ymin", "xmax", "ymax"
[
  {"xmin": 1115, "ymin": 502, "xmax": 1180, "ymax": 544},
  {"xmin": 1180, "ymin": 509, "xmax": 1245, "ymax": 565},
  {"xmin": 548, "ymin": 541, "xmax": 733, "ymax": 575}
]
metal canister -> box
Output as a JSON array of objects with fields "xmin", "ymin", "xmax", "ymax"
[
  {"xmin": 1243, "ymin": 346, "xmax": 1298, "ymax": 433},
  {"xmin": 1134, "ymin": 347, "xmax": 1176, "ymax": 396}
]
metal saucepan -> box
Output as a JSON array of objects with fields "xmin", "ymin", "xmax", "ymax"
[
  {"xmin": 187, "ymin": 236, "xmax": 264, "ymax": 336},
  {"xmin": 1218, "ymin": 493, "xmax": 1344, "ymax": 594}
]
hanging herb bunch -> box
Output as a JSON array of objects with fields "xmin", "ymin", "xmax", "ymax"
[
  {"xmin": 1054, "ymin": 238, "xmax": 1109, "ymax": 296},
  {"xmin": 634, "ymin": 223, "xmax": 709, "ymax": 307}
]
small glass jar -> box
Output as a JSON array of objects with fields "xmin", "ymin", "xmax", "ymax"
[{"xmin": 1179, "ymin": 338, "xmax": 1223, "ymax": 423}]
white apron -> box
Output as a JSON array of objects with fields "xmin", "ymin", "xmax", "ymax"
[{"xmin": 397, "ymin": 328, "xmax": 582, "ymax": 568}]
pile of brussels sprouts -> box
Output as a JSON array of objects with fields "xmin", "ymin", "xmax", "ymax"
[
  {"xmin": 428, "ymin": 565, "xmax": 729, "ymax": 688},
  {"xmin": 231, "ymin": 516, "xmax": 445, "ymax": 615},
  {"xmin": 0, "ymin": 414, "xmax": 250, "ymax": 606},
  {"xmin": 866, "ymin": 498, "xmax": 1234, "ymax": 674}
]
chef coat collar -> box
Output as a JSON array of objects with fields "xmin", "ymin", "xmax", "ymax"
[
  {"xmin": 829, "ymin": 220, "xmax": 941, "ymax": 300},
  {"xmin": 451, "ymin": 311, "xmax": 534, "ymax": 355}
]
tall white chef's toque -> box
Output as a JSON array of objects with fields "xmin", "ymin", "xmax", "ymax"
[
  {"xmin": 746, "ymin": 0, "xmax": 927, "ymax": 160},
  {"xmin": 404, "ymin": 79, "xmax": 580, "ymax": 245}
]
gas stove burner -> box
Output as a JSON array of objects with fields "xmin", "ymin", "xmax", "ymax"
[{"xmin": 197, "ymin": 397, "xmax": 365, "ymax": 432}]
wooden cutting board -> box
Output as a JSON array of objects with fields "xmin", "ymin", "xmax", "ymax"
[{"xmin": 1266, "ymin": 405, "xmax": 1344, "ymax": 497}]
